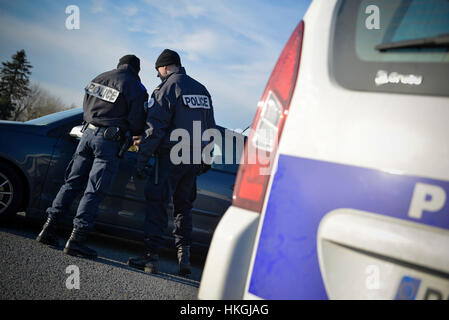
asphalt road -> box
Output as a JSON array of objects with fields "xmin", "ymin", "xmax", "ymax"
[{"xmin": 0, "ymin": 214, "xmax": 204, "ymax": 300}]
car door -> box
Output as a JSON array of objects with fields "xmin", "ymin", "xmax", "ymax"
[
  {"xmin": 192, "ymin": 127, "xmax": 244, "ymax": 246},
  {"xmin": 40, "ymin": 118, "xmax": 147, "ymax": 231},
  {"xmin": 99, "ymin": 148, "xmax": 148, "ymax": 231},
  {"xmin": 37, "ymin": 115, "xmax": 84, "ymax": 224}
]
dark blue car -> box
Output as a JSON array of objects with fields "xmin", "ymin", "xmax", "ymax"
[{"xmin": 0, "ymin": 108, "xmax": 243, "ymax": 249}]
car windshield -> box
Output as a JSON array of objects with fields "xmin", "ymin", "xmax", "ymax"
[{"xmin": 26, "ymin": 108, "xmax": 82, "ymax": 125}]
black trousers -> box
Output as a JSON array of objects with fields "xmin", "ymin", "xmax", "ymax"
[
  {"xmin": 143, "ymin": 153, "xmax": 201, "ymax": 252},
  {"xmin": 47, "ymin": 127, "xmax": 120, "ymax": 229}
]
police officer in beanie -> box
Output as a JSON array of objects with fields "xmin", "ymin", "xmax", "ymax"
[
  {"xmin": 36, "ymin": 54, "xmax": 148, "ymax": 258},
  {"xmin": 128, "ymin": 49, "xmax": 216, "ymax": 276}
]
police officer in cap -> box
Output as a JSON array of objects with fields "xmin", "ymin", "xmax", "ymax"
[
  {"xmin": 36, "ymin": 54, "xmax": 148, "ymax": 258},
  {"xmin": 128, "ymin": 49, "xmax": 216, "ymax": 276}
]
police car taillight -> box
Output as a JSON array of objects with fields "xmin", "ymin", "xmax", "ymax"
[{"xmin": 232, "ymin": 21, "xmax": 304, "ymax": 213}]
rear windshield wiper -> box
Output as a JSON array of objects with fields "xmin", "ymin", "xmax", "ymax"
[{"xmin": 375, "ymin": 33, "xmax": 449, "ymax": 52}]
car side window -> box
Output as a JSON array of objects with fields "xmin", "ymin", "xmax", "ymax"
[{"xmin": 211, "ymin": 129, "xmax": 244, "ymax": 174}]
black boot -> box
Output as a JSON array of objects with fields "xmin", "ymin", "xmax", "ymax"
[
  {"xmin": 128, "ymin": 254, "xmax": 149, "ymax": 270},
  {"xmin": 63, "ymin": 228, "xmax": 97, "ymax": 259},
  {"xmin": 36, "ymin": 216, "xmax": 59, "ymax": 247},
  {"xmin": 144, "ymin": 253, "xmax": 159, "ymax": 274},
  {"xmin": 177, "ymin": 246, "xmax": 191, "ymax": 276},
  {"xmin": 128, "ymin": 252, "xmax": 159, "ymax": 274}
]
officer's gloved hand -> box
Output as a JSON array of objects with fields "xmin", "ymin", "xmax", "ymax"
[{"xmin": 136, "ymin": 166, "xmax": 152, "ymax": 180}]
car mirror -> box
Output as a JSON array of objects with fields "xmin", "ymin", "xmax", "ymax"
[{"xmin": 69, "ymin": 125, "xmax": 83, "ymax": 139}]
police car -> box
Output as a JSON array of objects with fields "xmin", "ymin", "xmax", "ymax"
[{"xmin": 198, "ymin": 0, "xmax": 449, "ymax": 300}]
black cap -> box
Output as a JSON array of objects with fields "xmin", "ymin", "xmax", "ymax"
[
  {"xmin": 118, "ymin": 54, "xmax": 140, "ymax": 73},
  {"xmin": 155, "ymin": 49, "xmax": 181, "ymax": 70}
]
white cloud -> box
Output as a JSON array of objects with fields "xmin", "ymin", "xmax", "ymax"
[
  {"xmin": 91, "ymin": 0, "xmax": 106, "ymax": 13},
  {"xmin": 185, "ymin": 4, "xmax": 206, "ymax": 18},
  {"xmin": 0, "ymin": 12, "xmax": 129, "ymax": 68},
  {"xmin": 38, "ymin": 81, "xmax": 84, "ymax": 107},
  {"xmin": 153, "ymin": 30, "xmax": 220, "ymax": 61},
  {"xmin": 143, "ymin": 0, "xmax": 208, "ymax": 19},
  {"xmin": 122, "ymin": 6, "xmax": 139, "ymax": 17}
]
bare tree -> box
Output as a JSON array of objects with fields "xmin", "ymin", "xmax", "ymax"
[
  {"xmin": 13, "ymin": 83, "xmax": 41, "ymax": 121},
  {"xmin": 19, "ymin": 83, "xmax": 72, "ymax": 121}
]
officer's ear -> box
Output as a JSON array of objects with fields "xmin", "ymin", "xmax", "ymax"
[{"xmin": 156, "ymin": 66, "xmax": 167, "ymax": 78}]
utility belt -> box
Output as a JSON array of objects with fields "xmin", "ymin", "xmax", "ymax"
[{"xmin": 81, "ymin": 122, "xmax": 132, "ymax": 158}]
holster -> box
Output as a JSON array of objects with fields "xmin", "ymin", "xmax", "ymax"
[
  {"xmin": 117, "ymin": 131, "xmax": 132, "ymax": 158},
  {"xmin": 101, "ymin": 126, "xmax": 131, "ymax": 158},
  {"xmin": 103, "ymin": 127, "xmax": 121, "ymax": 141}
]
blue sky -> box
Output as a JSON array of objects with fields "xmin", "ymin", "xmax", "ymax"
[{"xmin": 0, "ymin": 0, "xmax": 311, "ymax": 129}]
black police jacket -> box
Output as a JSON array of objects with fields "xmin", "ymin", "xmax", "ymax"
[
  {"xmin": 137, "ymin": 67, "xmax": 216, "ymax": 170},
  {"xmin": 83, "ymin": 64, "xmax": 148, "ymax": 136}
]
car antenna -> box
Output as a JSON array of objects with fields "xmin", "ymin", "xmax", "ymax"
[{"xmin": 242, "ymin": 125, "xmax": 251, "ymax": 134}]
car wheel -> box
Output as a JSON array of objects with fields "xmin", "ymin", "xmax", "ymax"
[{"xmin": 0, "ymin": 162, "xmax": 24, "ymax": 222}]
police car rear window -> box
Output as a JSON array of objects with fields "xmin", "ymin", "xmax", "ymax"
[{"xmin": 332, "ymin": 0, "xmax": 449, "ymax": 96}]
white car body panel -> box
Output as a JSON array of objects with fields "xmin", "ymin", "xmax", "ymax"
[{"xmin": 198, "ymin": 208, "xmax": 260, "ymax": 300}]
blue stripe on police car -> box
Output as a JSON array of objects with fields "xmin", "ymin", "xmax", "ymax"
[{"xmin": 248, "ymin": 155, "xmax": 449, "ymax": 300}]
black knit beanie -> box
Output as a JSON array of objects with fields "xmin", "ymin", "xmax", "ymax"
[
  {"xmin": 155, "ymin": 49, "xmax": 181, "ymax": 70},
  {"xmin": 118, "ymin": 55, "xmax": 140, "ymax": 73}
]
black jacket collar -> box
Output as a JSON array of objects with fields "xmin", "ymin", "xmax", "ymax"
[
  {"xmin": 118, "ymin": 64, "xmax": 141, "ymax": 81},
  {"xmin": 160, "ymin": 66, "xmax": 186, "ymax": 84}
]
